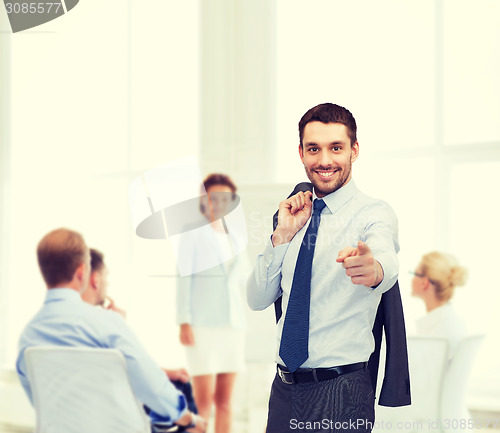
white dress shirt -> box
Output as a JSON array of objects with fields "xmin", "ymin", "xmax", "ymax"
[{"xmin": 247, "ymin": 179, "xmax": 399, "ymax": 368}]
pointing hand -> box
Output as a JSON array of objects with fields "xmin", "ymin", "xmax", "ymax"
[{"xmin": 336, "ymin": 241, "xmax": 384, "ymax": 288}]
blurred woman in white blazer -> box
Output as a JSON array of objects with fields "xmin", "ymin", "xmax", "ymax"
[{"xmin": 176, "ymin": 173, "xmax": 248, "ymax": 433}]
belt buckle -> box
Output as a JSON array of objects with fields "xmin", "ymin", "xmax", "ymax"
[{"xmin": 278, "ymin": 367, "xmax": 294, "ymax": 384}]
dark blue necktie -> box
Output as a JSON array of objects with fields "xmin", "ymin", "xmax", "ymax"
[{"xmin": 279, "ymin": 198, "xmax": 327, "ymax": 373}]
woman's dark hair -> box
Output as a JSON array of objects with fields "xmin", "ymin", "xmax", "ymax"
[{"xmin": 200, "ymin": 173, "xmax": 237, "ymax": 213}]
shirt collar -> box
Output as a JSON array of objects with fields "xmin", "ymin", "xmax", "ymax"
[
  {"xmin": 44, "ymin": 288, "xmax": 83, "ymax": 304},
  {"xmin": 314, "ymin": 179, "xmax": 358, "ymax": 214}
]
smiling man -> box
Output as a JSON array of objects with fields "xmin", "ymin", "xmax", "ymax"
[
  {"xmin": 247, "ymin": 103, "xmax": 400, "ymax": 432},
  {"xmin": 300, "ymin": 120, "xmax": 356, "ymax": 197}
]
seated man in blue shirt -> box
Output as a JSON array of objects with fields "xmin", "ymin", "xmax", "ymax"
[{"xmin": 16, "ymin": 228, "xmax": 206, "ymax": 433}]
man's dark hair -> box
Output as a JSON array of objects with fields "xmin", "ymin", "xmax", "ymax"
[
  {"xmin": 298, "ymin": 103, "xmax": 357, "ymax": 147},
  {"xmin": 37, "ymin": 228, "xmax": 88, "ymax": 287},
  {"xmin": 90, "ymin": 248, "xmax": 105, "ymax": 273}
]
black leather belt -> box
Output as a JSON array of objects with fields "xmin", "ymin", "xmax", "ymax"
[{"xmin": 277, "ymin": 362, "xmax": 367, "ymax": 385}]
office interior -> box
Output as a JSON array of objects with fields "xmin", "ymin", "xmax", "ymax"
[{"xmin": 0, "ymin": 1, "xmax": 499, "ymax": 432}]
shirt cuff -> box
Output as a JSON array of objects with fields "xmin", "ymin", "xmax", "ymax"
[
  {"xmin": 371, "ymin": 251, "xmax": 398, "ymax": 293},
  {"xmin": 148, "ymin": 394, "xmax": 188, "ymax": 424},
  {"xmin": 263, "ymin": 236, "xmax": 289, "ymax": 270}
]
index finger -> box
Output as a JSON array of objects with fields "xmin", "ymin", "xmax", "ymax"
[
  {"xmin": 342, "ymin": 254, "xmax": 366, "ymax": 268},
  {"xmin": 336, "ymin": 246, "xmax": 358, "ymax": 262}
]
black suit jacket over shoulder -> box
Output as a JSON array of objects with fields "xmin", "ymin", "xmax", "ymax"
[{"xmin": 272, "ymin": 182, "xmax": 411, "ymax": 407}]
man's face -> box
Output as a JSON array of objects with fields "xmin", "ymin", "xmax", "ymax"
[
  {"xmin": 299, "ymin": 121, "xmax": 359, "ymax": 198},
  {"xmin": 81, "ymin": 250, "xmax": 92, "ymax": 293},
  {"xmin": 93, "ymin": 267, "xmax": 109, "ymax": 306}
]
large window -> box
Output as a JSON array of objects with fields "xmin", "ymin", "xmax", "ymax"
[{"xmin": 1, "ymin": 0, "xmax": 200, "ymax": 368}]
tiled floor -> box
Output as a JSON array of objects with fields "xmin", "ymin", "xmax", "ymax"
[
  {"xmin": 2, "ymin": 412, "xmax": 500, "ymax": 433},
  {"xmin": 0, "ymin": 427, "xmax": 31, "ymax": 433},
  {"xmin": 469, "ymin": 410, "xmax": 500, "ymax": 432},
  {"xmin": 1, "ymin": 395, "xmax": 498, "ymax": 433}
]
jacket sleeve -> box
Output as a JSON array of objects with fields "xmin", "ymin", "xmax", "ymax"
[{"xmin": 369, "ymin": 281, "xmax": 412, "ymax": 407}]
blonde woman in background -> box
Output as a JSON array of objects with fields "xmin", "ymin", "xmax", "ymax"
[{"xmin": 411, "ymin": 251, "xmax": 468, "ymax": 356}]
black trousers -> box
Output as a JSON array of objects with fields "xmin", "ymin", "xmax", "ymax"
[{"xmin": 266, "ymin": 367, "xmax": 375, "ymax": 433}]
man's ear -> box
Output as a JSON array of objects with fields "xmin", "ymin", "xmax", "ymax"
[
  {"xmin": 351, "ymin": 141, "xmax": 360, "ymax": 163},
  {"xmin": 89, "ymin": 271, "xmax": 98, "ymax": 290},
  {"xmin": 298, "ymin": 144, "xmax": 304, "ymax": 162},
  {"xmin": 75, "ymin": 262, "xmax": 87, "ymax": 284}
]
